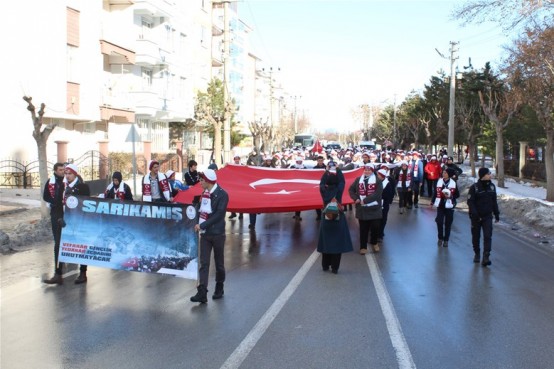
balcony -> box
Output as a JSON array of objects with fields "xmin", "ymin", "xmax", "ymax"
[
  {"xmin": 129, "ymin": 90, "xmax": 164, "ymax": 117},
  {"xmin": 135, "ymin": 39, "xmax": 163, "ymax": 66},
  {"xmin": 133, "ymin": 0, "xmax": 171, "ymax": 18}
]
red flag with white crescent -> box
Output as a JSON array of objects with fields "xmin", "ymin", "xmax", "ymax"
[{"xmin": 173, "ymin": 165, "xmax": 363, "ymax": 213}]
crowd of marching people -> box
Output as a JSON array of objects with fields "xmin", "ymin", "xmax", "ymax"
[
  {"xmin": 231, "ymin": 143, "xmax": 496, "ymax": 271},
  {"xmin": 41, "ymin": 143, "xmax": 498, "ymax": 294}
]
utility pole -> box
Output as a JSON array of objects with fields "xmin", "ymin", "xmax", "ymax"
[
  {"xmin": 393, "ymin": 94, "xmax": 397, "ymax": 148},
  {"xmin": 447, "ymin": 41, "xmax": 459, "ymax": 156},
  {"xmin": 293, "ymin": 95, "xmax": 300, "ymax": 134},
  {"xmin": 222, "ymin": 0, "xmax": 231, "ymax": 165}
]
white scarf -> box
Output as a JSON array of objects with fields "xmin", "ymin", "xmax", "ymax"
[
  {"xmin": 433, "ymin": 178, "xmax": 457, "ymax": 209},
  {"xmin": 142, "ymin": 173, "xmax": 169, "ymax": 202},
  {"xmin": 100, "ymin": 181, "xmax": 125, "ymax": 199},
  {"xmin": 359, "ymin": 174, "xmax": 378, "ymax": 207},
  {"xmin": 198, "ymin": 186, "xmax": 216, "ymax": 233}
]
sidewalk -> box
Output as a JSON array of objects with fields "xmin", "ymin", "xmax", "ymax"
[{"xmin": 0, "ymin": 188, "xmax": 42, "ymax": 215}]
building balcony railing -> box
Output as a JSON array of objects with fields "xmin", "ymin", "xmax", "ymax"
[
  {"xmin": 133, "ymin": 0, "xmax": 172, "ymax": 18},
  {"xmin": 129, "ymin": 90, "xmax": 165, "ymax": 117}
]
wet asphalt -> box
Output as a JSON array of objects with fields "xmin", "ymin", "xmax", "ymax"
[{"xmin": 1, "ymin": 201, "xmax": 554, "ymax": 369}]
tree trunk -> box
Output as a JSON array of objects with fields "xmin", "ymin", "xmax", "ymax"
[
  {"xmin": 37, "ymin": 139, "xmax": 49, "ymax": 218},
  {"xmin": 213, "ymin": 121, "xmax": 222, "ymax": 167},
  {"xmin": 545, "ymin": 128, "xmax": 554, "ymax": 202},
  {"xmin": 468, "ymin": 142, "xmax": 476, "ymax": 178},
  {"xmin": 495, "ymin": 121, "xmax": 505, "ymax": 188}
]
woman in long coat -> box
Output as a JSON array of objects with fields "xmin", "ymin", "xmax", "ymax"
[{"xmin": 317, "ymin": 162, "xmax": 353, "ymax": 274}]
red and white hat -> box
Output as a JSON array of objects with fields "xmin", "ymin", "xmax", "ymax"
[
  {"xmin": 377, "ymin": 169, "xmax": 388, "ymax": 177},
  {"xmin": 65, "ymin": 163, "xmax": 79, "ymax": 176},
  {"xmin": 199, "ymin": 169, "xmax": 217, "ymax": 184}
]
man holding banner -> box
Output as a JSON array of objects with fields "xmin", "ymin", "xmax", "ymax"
[
  {"xmin": 43, "ymin": 163, "xmax": 91, "ymax": 285},
  {"xmin": 190, "ymin": 169, "xmax": 229, "ymax": 303}
]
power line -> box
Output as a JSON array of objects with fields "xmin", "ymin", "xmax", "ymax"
[{"xmin": 244, "ymin": 0, "xmax": 274, "ymax": 65}]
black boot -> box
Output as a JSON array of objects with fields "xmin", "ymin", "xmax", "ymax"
[
  {"xmin": 481, "ymin": 253, "xmax": 491, "ymax": 267},
  {"xmin": 473, "ymin": 249, "xmax": 481, "ymax": 263},
  {"xmin": 190, "ymin": 285, "xmax": 208, "ymax": 303},
  {"xmin": 43, "ymin": 273, "xmax": 63, "ymax": 285},
  {"xmin": 212, "ymin": 282, "xmax": 224, "ymax": 300},
  {"xmin": 74, "ymin": 271, "xmax": 87, "ymax": 284}
]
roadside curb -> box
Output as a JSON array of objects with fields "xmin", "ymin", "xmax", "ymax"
[{"xmin": 0, "ymin": 207, "xmax": 28, "ymax": 217}]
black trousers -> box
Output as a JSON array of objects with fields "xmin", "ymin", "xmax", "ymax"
[
  {"xmin": 380, "ymin": 203, "xmax": 390, "ymax": 238},
  {"xmin": 51, "ymin": 214, "xmax": 88, "ymax": 274},
  {"xmin": 435, "ymin": 208, "xmax": 454, "ymax": 241},
  {"xmin": 359, "ymin": 218, "xmax": 381, "ymax": 248},
  {"xmin": 411, "ymin": 182, "xmax": 421, "ymax": 205},
  {"xmin": 321, "ymin": 253, "xmax": 342, "ymax": 271},
  {"xmin": 198, "ymin": 233, "xmax": 226, "ymax": 288},
  {"xmin": 50, "ymin": 214, "xmax": 63, "ymax": 275},
  {"xmin": 471, "ymin": 216, "xmax": 493, "ymax": 254},
  {"xmin": 398, "ymin": 189, "xmax": 410, "ymax": 208},
  {"xmin": 427, "ymin": 179, "xmax": 438, "ymax": 199}
]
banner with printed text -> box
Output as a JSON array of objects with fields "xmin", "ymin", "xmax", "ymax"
[{"xmin": 59, "ymin": 196, "xmax": 199, "ymax": 280}]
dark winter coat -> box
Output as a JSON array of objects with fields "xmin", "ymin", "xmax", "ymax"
[
  {"xmin": 348, "ymin": 174, "xmax": 383, "ymax": 220},
  {"xmin": 317, "ymin": 169, "xmax": 352, "ymax": 254},
  {"xmin": 198, "ymin": 185, "xmax": 229, "ymax": 236},
  {"xmin": 43, "ymin": 174, "xmax": 65, "ymax": 217},
  {"xmin": 105, "ymin": 182, "xmax": 134, "ymax": 200},
  {"xmin": 381, "ymin": 176, "xmax": 396, "ymax": 207},
  {"xmin": 319, "ymin": 169, "xmax": 345, "ymax": 205},
  {"xmin": 467, "ymin": 180, "xmax": 500, "ymax": 220}
]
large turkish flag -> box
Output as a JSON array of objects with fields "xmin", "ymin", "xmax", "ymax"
[{"xmin": 173, "ymin": 165, "xmax": 363, "ymax": 213}]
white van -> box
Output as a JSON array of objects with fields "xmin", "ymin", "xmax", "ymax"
[{"xmin": 358, "ymin": 140, "xmax": 376, "ymax": 150}]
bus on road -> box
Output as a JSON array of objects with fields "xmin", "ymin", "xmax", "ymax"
[{"xmin": 293, "ymin": 134, "xmax": 316, "ymax": 148}]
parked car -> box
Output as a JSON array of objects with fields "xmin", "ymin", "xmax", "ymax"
[{"xmin": 325, "ymin": 142, "xmax": 342, "ymax": 150}]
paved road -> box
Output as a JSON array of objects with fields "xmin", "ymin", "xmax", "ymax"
[{"xmin": 1, "ymin": 203, "xmax": 554, "ymax": 369}]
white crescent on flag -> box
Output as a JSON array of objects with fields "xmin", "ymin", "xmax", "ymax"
[{"xmin": 174, "ymin": 165, "xmax": 364, "ymax": 213}]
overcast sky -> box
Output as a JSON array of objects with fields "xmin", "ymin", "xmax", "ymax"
[{"xmin": 239, "ymin": 0, "xmax": 512, "ymax": 133}]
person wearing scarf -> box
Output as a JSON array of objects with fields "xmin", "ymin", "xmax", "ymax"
[
  {"xmin": 190, "ymin": 169, "xmax": 229, "ymax": 303},
  {"xmin": 142, "ymin": 160, "xmax": 170, "ymax": 202},
  {"xmin": 317, "ymin": 161, "xmax": 353, "ymax": 273},
  {"xmin": 43, "ymin": 163, "xmax": 91, "ymax": 285},
  {"xmin": 101, "ymin": 171, "xmax": 133, "ymax": 200},
  {"xmin": 42, "ymin": 163, "xmax": 66, "ymax": 285},
  {"xmin": 376, "ymin": 168, "xmax": 396, "ymax": 243},
  {"xmin": 394, "ymin": 161, "xmax": 412, "ymax": 214},
  {"xmin": 432, "ymin": 168, "xmax": 458, "ymax": 248},
  {"xmin": 349, "ymin": 163, "xmax": 384, "ymax": 254},
  {"xmin": 165, "ymin": 170, "xmax": 189, "ymax": 198}
]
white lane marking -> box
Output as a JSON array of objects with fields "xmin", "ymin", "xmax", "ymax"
[
  {"xmin": 366, "ymin": 253, "xmax": 417, "ymax": 369},
  {"xmin": 220, "ymin": 250, "xmax": 320, "ymax": 369}
]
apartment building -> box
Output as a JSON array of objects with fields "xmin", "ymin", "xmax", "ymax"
[{"xmin": 2, "ymin": 0, "xmax": 270, "ymax": 169}]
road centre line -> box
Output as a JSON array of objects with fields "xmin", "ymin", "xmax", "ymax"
[
  {"xmin": 366, "ymin": 253, "xmax": 417, "ymax": 369},
  {"xmin": 220, "ymin": 249, "xmax": 320, "ymax": 369}
]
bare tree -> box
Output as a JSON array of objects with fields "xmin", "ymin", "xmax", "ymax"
[
  {"xmin": 504, "ymin": 24, "xmax": 554, "ymax": 200},
  {"xmin": 477, "ymin": 68, "xmax": 521, "ymax": 187},
  {"xmin": 453, "ymin": 0, "xmax": 554, "ymax": 31},
  {"xmin": 23, "ymin": 96, "xmax": 58, "ymax": 217}
]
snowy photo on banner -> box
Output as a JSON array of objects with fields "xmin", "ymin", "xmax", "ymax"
[{"xmin": 59, "ymin": 196, "xmax": 198, "ymax": 280}]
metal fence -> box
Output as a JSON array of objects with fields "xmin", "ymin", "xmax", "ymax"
[
  {"xmin": 0, "ymin": 159, "xmax": 54, "ymax": 188},
  {"xmin": 0, "ymin": 150, "xmax": 111, "ymax": 189}
]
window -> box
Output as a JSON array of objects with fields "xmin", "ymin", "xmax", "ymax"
[
  {"xmin": 66, "ymin": 45, "xmax": 80, "ymax": 82},
  {"xmin": 141, "ymin": 68, "xmax": 152, "ymax": 89},
  {"xmin": 140, "ymin": 17, "xmax": 153, "ymax": 40}
]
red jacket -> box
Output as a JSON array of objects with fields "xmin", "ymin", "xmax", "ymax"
[{"xmin": 425, "ymin": 160, "xmax": 442, "ymax": 180}]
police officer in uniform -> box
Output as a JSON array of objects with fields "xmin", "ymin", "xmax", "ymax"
[{"xmin": 467, "ymin": 167, "xmax": 500, "ymax": 266}]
